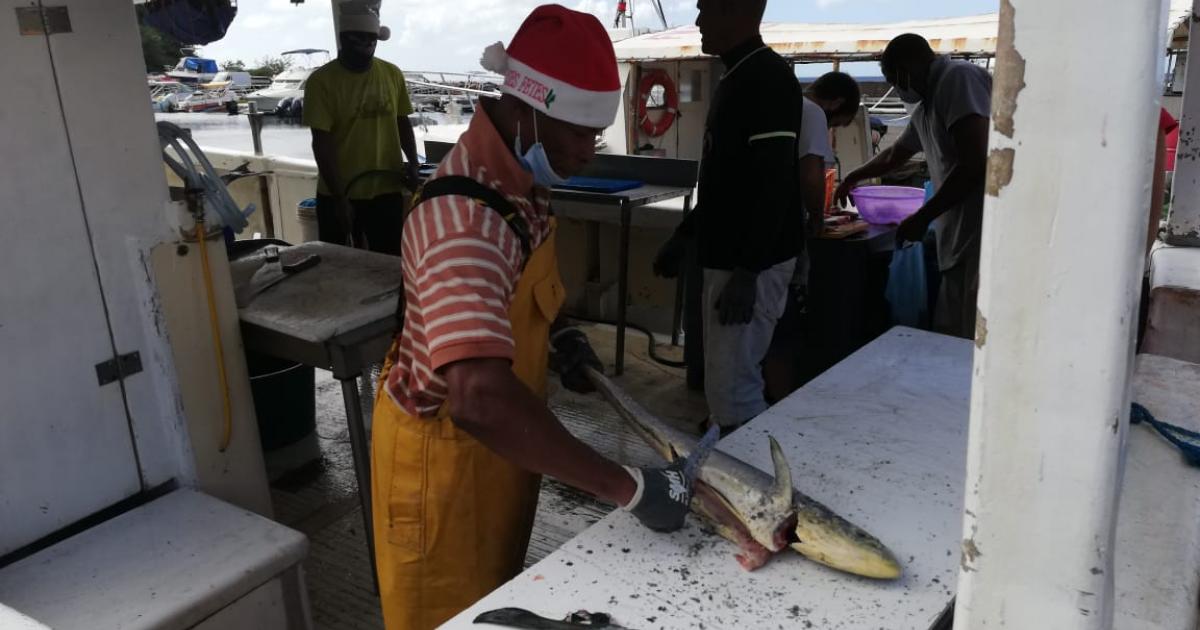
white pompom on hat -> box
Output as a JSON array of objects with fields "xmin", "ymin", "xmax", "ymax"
[
  {"xmin": 337, "ymin": 0, "xmax": 390, "ymax": 41},
  {"xmin": 481, "ymin": 4, "xmax": 621, "ymax": 129}
]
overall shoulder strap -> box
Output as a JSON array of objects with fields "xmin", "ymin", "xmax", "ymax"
[
  {"xmin": 394, "ymin": 176, "xmax": 535, "ymax": 326},
  {"xmin": 415, "ymin": 176, "xmax": 533, "ymax": 261}
]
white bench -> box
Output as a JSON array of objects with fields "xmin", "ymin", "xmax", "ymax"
[
  {"xmin": 1115, "ymin": 354, "xmax": 1200, "ymax": 630},
  {"xmin": 1143, "ymin": 245, "xmax": 1200, "ymax": 364},
  {"xmin": 0, "ymin": 603, "xmax": 50, "ymax": 629},
  {"xmin": 0, "ymin": 489, "xmax": 310, "ymax": 630}
]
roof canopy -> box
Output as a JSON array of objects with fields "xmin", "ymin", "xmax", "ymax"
[
  {"xmin": 1168, "ymin": 0, "xmax": 1195, "ymax": 49},
  {"xmin": 615, "ymin": 5, "xmax": 1196, "ymax": 63}
]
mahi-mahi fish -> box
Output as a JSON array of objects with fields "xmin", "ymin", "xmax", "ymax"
[{"xmin": 585, "ymin": 368, "xmax": 901, "ymax": 579}]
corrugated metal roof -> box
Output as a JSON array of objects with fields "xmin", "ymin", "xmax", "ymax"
[
  {"xmin": 1168, "ymin": 0, "xmax": 1194, "ymax": 49},
  {"xmin": 615, "ymin": 6, "xmax": 1197, "ymax": 63}
]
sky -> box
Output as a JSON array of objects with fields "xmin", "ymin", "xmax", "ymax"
[{"xmin": 197, "ymin": 0, "xmax": 999, "ymax": 75}]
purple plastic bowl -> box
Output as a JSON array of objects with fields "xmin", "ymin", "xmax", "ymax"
[{"xmin": 850, "ymin": 186, "xmax": 926, "ymax": 225}]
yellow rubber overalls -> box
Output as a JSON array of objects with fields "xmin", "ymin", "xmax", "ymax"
[{"xmin": 370, "ymin": 221, "xmax": 564, "ymax": 630}]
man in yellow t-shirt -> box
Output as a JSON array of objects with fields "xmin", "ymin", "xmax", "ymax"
[{"xmin": 303, "ymin": 3, "xmax": 419, "ymax": 255}]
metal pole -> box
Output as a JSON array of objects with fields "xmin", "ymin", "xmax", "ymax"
[
  {"xmin": 1167, "ymin": 0, "xmax": 1200, "ymax": 246},
  {"xmin": 248, "ymin": 102, "xmax": 264, "ymax": 156},
  {"xmin": 671, "ymin": 194, "xmax": 692, "ymax": 347},
  {"xmin": 615, "ymin": 200, "xmax": 631, "ymax": 375},
  {"xmin": 954, "ymin": 1, "xmax": 1167, "ymax": 629},
  {"xmin": 340, "ymin": 376, "xmax": 379, "ymax": 593},
  {"xmin": 247, "ymin": 102, "xmax": 275, "ymax": 237}
]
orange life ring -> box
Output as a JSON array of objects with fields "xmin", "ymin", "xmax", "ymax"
[{"xmin": 638, "ymin": 69, "xmax": 679, "ymax": 137}]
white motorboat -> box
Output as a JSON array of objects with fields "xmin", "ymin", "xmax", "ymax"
[{"xmin": 244, "ymin": 49, "xmax": 330, "ymax": 113}]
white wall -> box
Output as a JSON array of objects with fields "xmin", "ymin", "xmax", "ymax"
[
  {"xmin": 624, "ymin": 60, "xmax": 716, "ymax": 160},
  {"xmin": 1, "ymin": 0, "xmax": 273, "ymax": 553}
]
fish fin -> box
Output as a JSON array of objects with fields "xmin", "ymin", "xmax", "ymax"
[{"xmin": 768, "ymin": 436, "xmax": 794, "ymax": 509}]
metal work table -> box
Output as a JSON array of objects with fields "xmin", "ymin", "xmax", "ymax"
[
  {"xmin": 552, "ymin": 183, "xmax": 693, "ymax": 375},
  {"xmin": 444, "ymin": 328, "xmax": 973, "ymax": 629},
  {"xmin": 231, "ymin": 241, "xmax": 401, "ymax": 583}
]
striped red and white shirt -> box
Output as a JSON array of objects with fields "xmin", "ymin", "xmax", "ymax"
[{"xmin": 385, "ymin": 105, "xmax": 552, "ymax": 417}]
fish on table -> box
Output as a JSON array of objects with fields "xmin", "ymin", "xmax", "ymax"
[{"xmin": 584, "ymin": 368, "xmax": 901, "ymax": 579}]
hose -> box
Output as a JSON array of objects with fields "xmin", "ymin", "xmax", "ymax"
[
  {"xmin": 567, "ymin": 315, "xmax": 686, "ymax": 369},
  {"xmin": 162, "ymin": 120, "xmax": 244, "ymax": 452},
  {"xmin": 195, "ymin": 219, "xmax": 234, "ymax": 452},
  {"xmin": 158, "ymin": 121, "xmax": 255, "ymax": 232}
]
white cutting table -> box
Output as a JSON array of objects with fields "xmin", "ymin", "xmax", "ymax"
[{"xmin": 444, "ymin": 328, "xmax": 974, "ymax": 630}]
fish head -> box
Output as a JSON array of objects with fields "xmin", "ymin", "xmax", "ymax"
[{"xmin": 789, "ymin": 502, "xmax": 903, "ymax": 579}]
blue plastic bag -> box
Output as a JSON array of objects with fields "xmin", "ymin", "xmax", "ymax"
[{"xmin": 886, "ymin": 242, "xmax": 930, "ymax": 328}]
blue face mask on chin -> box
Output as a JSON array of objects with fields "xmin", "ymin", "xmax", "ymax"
[{"xmin": 514, "ymin": 115, "xmax": 568, "ymax": 188}]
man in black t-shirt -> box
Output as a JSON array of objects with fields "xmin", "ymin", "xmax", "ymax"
[{"xmin": 654, "ymin": 0, "xmax": 804, "ymax": 433}]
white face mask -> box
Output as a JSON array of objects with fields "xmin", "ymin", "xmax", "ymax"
[{"xmin": 514, "ymin": 115, "xmax": 567, "ymax": 188}]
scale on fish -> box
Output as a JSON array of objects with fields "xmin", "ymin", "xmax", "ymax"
[{"xmin": 583, "ymin": 368, "xmax": 902, "ymax": 579}]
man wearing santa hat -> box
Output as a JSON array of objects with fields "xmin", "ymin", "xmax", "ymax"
[
  {"xmin": 369, "ymin": 6, "xmax": 705, "ymax": 628},
  {"xmin": 304, "ymin": 0, "xmax": 420, "ymax": 254}
]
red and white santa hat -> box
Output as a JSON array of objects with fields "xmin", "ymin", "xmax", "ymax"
[
  {"xmin": 337, "ymin": 0, "xmax": 390, "ymax": 41},
  {"xmin": 480, "ymin": 4, "xmax": 621, "ymax": 129}
]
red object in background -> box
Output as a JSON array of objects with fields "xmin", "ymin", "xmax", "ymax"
[
  {"xmin": 824, "ymin": 169, "xmax": 837, "ymax": 213},
  {"xmin": 638, "ymin": 69, "xmax": 679, "ymax": 137},
  {"xmin": 617, "ymin": 1, "xmax": 627, "ymax": 11},
  {"xmin": 1161, "ymin": 108, "xmax": 1180, "ymax": 172}
]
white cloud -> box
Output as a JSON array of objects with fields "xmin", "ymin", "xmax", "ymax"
[{"xmin": 196, "ymin": 0, "xmax": 697, "ymax": 71}]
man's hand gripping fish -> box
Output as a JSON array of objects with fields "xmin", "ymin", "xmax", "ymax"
[{"xmin": 584, "ymin": 368, "xmax": 901, "ymax": 579}]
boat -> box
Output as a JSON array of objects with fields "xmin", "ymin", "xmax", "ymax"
[
  {"xmin": 8, "ymin": 2, "xmax": 1200, "ymax": 629},
  {"xmin": 244, "ymin": 49, "xmax": 330, "ymax": 114},
  {"xmin": 164, "ymin": 55, "xmax": 219, "ymax": 84},
  {"xmin": 149, "ymin": 80, "xmax": 194, "ymax": 113}
]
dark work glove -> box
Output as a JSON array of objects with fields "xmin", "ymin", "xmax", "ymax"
[
  {"xmin": 623, "ymin": 463, "xmax": 693, "ymax": 532},
  {"xmin": 550, "ymin": 327, "xmax": 603, "ymax": 393},
  {"xmin": 653, "ymin": 232, "xmax": 689, "ymax": 279},
  {"xmin": 624, "ymin": 425, "xmax": 719, "ymax": 533},
  {"xmin": 716, "ymin": 268, "xmax": 758, "ymax": 326}
]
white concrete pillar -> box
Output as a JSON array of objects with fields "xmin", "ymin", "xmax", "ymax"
[
  {"xmin": 1168, "ymin": 0, "xmax": 1200, "ymax": 246},
  {"xmin": 955, "ymin": 1, "xmax": 1168, "ymax": 628}
]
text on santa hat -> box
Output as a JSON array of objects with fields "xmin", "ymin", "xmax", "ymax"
[{"xmin": 505, "ymin": 71, "xmax": 557, "ymax": 109}]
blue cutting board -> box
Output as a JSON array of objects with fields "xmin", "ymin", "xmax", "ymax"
[{"xmin": 559, "ymin": 177, "xmax": 644, "ymax": 193}]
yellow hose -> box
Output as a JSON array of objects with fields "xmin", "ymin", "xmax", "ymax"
[{"xmin": 196, "ymin": 220, "xmax": 234, "ymax": 452}]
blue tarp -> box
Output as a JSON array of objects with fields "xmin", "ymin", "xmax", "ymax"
[
  {"xmin": 142, "ymin": 0, "xmax": 237, "ymax": 46},
  {"xmin": 182, "ymin": 57, "xmax": 219, "ymax": 74}
]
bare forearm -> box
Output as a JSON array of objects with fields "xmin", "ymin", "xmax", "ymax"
[
  {"xmin": 918, "ymin": 159, "xmax": 984, "ymax": 223},
  {"xmin": 311, "ymin": 133, "xmax": 344, "ymax": 198},
  {"xmin": 397, "ymin": 118, "xmax": 420, "ymax": 169},
  {"xmin": 447, "ymin": 361, "xmax": 635, "ymax": 505},
  {"xmin": 917, "ymin": 114, "xmax": 990, "ymax": 223},
  {"xmin": 846, "ymin": 145, "xmax": 911, "ymax": 184}
]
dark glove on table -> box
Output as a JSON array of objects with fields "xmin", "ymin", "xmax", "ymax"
[
  {"xmin": 550, "ymin": 327, "xmax": 603, "ymax": 394},
  {"xmin": 716, "ymin": 268, "xmax": 758, "ymax": 326}
]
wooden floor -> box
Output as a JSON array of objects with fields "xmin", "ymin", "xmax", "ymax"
[{"xmin": 266, "ymin": 324, "xmax": 709, "ymax": 629}]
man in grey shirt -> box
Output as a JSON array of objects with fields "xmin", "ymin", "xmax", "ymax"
[{"xmin": 835, "ymin": 34, "xmax": 991, "ymax": 338}]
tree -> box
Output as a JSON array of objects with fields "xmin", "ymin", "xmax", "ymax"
[
  {"xmin": 222, "ymin": 59, "xmax": 246, "ymax": 71},
  {"xmin": 248, "ymin": 56, "xmax": 294, "ymax": 78},
  {"xmin": 139, "ymin": 24, "xmax": 183, "ymax": 73}
]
